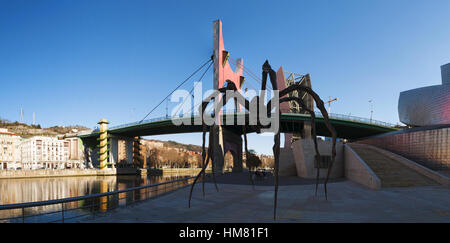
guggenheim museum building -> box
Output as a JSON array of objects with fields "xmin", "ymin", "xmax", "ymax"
[
  {"xmin": 360, "ymin": 63, "xmax": 449, "ymax": 171},
  {"xmin": 398, "ymin": 63, "xmax": 450, "ymax": 126}
]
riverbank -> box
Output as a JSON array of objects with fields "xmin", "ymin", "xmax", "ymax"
[
  {"xmin": 148, "ymin": 168, "xmax": 205, "ymax": 176},
  {"xmin": 0, "ymin": 168, "xmax": 117, "ymax": 179}
]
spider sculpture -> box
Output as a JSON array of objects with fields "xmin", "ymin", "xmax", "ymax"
[{"xmin": 188, "ymin": 60, "xmax": 337, "ymax": 220}]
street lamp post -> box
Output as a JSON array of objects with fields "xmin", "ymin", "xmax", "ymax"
[
  {"xmin": 369, "ymin": 99, "xmax": 373, "ymax": 122},
  {"xmin": 191, "ymin": 94, "xmax": 195, "ymax": 117},
  {"xmin": 166, "ymin": 99, "xmax": 169, "ymax": 119}
]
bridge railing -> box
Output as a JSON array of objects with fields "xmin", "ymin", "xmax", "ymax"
[
  {"xmin": 105, "ymin": 116, "xmax": 174, "ymax": 131},
  {"xmin": 313, "ymin": 111, "xmax": 396, "ymax": 127},
  {"xmin": 104, "ymin": 110, "xmax": 396, "ymax": 131},
  {"xmin": 0, "ymin": 176, "xmax": 195, "ymax": 223}
]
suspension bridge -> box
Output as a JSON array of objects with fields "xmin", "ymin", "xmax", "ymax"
[{"xmin": 77, "ymin": 20, "xmax": 398, "ymax": 172}]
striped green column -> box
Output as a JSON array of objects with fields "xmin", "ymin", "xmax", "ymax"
[{"xmin": 98, "ymin": 119, "xmax": 109, "ymax": 170}]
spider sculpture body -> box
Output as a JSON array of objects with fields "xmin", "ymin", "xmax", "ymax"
[{"xmin": 188, "ymin": 60, "xmax": 337, "ymax": 220}]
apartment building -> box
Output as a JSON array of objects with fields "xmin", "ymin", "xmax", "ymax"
[
  {"xmin": 0, "ymin": 128, "xmax": 21, "ymax": 169},
  {"xmin": 21, "ymin": 136, "xmax": 69, "ymax": 169}
]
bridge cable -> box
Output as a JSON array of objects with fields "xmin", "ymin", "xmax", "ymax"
[
  {"xmin": 182, "ymin": 58, "xmax": 244, "ymax": 117},
  {"xmin": 227, "ymin": 58, "xmax": 258, "ymax": 92},
  {"xmin": 184, "ymin": 55, "xmax": 261, "ymax": 117},
  {"xmin": 139, "ymin": 57, "xmax": 213, "ymax": 123},
  {"xmin": 182, "ymin": 55, "xmax": 273, "ymax": 117},
  {"xmin": 228, "ymin": 57, "xmax": 272, "ymax": 91},
  {"xmin": 173, "ymin": 60, "xmax": 213, "ymax": 117}
]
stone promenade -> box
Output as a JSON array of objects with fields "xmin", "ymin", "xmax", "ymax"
[{"xmin": 81, "ymin": 173, "xmax": 450, "ymax": 223}]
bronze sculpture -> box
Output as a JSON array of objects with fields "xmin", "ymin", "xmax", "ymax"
[{"xmin": 188, "ymin": 60, "xmax": 337, "ymax": 220}]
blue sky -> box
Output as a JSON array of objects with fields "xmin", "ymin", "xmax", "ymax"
[{"xmin": 1, "ymin": 0, "xmax": 449, "ymax": 154}]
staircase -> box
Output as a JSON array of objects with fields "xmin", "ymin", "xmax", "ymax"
[{"xmin": 349, "ymin": 144, "xmax": 436, "ymax": 187}]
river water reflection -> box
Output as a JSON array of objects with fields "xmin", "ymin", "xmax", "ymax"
[{"xmin": 0, "ymin": 173, "xmax": 194, "ymax": 222}]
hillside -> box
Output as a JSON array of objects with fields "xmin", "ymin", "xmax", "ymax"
[
  {"xmin": 161, "ymin": 140, "xmax": 203, "ymax": 153},
  {"xmin": 0, "ymin": 119, "xmax": 90, "ymax": 138},
  {"xmin": 143, "ymin": 138, "xmax": 274, "ymax": 169}
]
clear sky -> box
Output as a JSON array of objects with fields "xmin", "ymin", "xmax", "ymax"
[{"xmin": 1, "ymin": 0, "xmax": 449, "ymax": 154}]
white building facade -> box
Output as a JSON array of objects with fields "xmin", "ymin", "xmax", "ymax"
[
  {"xmin": 21, "ymin": 136, "xmax": 70, "ymax": 170},
  {"xmin": 0, "ymin": 129, "xmax": 21, "ymax": 170}
]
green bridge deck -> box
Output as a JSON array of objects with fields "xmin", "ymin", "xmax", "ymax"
[{"xmin": 79, "ymin": 113, "xmax": 398, "ymax": 142}]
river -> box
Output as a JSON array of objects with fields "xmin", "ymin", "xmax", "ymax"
[{"xmin": 0, "ymin": 173, "xmax": 194, "ymax": 223}]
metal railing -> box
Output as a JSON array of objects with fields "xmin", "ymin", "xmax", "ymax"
[
  {"xmin": 312, "ymin": 111, "xmax": 396, "ymax": 127},
  {"xmin": 0, "ymin": 176, "xmax": 195, "ymax": 223}
]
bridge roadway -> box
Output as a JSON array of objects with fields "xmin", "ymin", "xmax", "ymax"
[{"xmin": 79, "ymin": 112, "xmax": 398, "ymax": 142}]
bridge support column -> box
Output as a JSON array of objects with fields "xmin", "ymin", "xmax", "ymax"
[
  {"xmin": 98, "ymin": 119, "xmax": 109, "ymax": 170},
  {"xmin": 109, "ymin": 136, "xmax": 118, "ymax": 168},
  {"xmin": 126, "ymin": 139, "xmax": 133, "ymax": 166},
  {"xmin": 291, "ymin": 138, "xmax": 344, "ymax": 179},
  {"xmin": 133, "ymin": 136, "xmax": 146, "ymax": 169},
  {"xmin": 211, "ymin": 20, "xmax": 244, "ymax": 174},
  {"xmin": 223, "ymin": 128, "xmax": 243, "ymax": 172},
  {"xmin": 276, "ymin": 68, "xmax": 315, "ymax": 176},
  {"xmin": 212, "ymin": 125, "xmax": 225, "ymax": 174},
  {"xmin": 212, "ymin": 126, "xmax": 243, "ymax": 174}
]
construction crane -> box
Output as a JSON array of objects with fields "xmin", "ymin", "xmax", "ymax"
[{"xmin": 327, "ymin": 96, "xmax": 338, "ymax": 114}]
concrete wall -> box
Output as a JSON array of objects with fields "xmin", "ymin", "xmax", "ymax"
[
  {"xmin": 110, "ymin": 136, "xmax": 119, "ymax": 166},
  {"xmin": 344, "ymin": 144, "xmax": 381, "ymax": 190},
  {"xmin": 292, "ymin": 139, "xmax": 344, "ymax": 179},
  {"xmin": 278, "ymin": 147, "xmax": 297, "ymax": 176},
  {"xmin": 90, "ymin": 147, "xmax": 99, "ymax": 168}
]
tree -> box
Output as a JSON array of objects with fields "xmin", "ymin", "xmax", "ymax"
[
  {"xmin": 245, "ymin": 152, "xmax": 262, "ymax": 170},
  {"xmin": 148, "ymin": 148, "xmax": 160, "ymax": 168},
  {"xmin": 248, "ymin": 149, "xmax": 257, "ymax": 154}
]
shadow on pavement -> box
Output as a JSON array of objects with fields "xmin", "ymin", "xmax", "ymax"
[{"xmin": 202, "ymin": 172, "xmax": 345, "ymax": 186}]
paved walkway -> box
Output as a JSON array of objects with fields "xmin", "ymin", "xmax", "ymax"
[{"xmin": 81, "ymin": 173, "xmax": 450, "ymax": 223}]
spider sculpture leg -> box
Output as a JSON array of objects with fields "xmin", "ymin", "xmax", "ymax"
[
  {"xmin": 211, "ymin": 81, "xmax": 254, "ymax": 187},
  {"xmin": 202, "ymin": 156, "xmax": 205, "ymax": 197},
  {"xmin": 279, "ymin": 84, "xmax": 337, "ymax": 200},
  {"xmin": 260, "ymin": 60, "xmax": 284, "ymax": 220},
  {"xmin": 188, "ymin": 128, "xmax": 221, "ymax": 208},
  {"xmin": 188, "ymin": 155, "xmax": 211, "ymax": 208},
  {"xmin": 272, "ymin": 128, "xmax": 281, "ymax": 220},
  {"xmin": 202, "ymin": 134, "xmax": 218, "ymax": 195},
  {"xmin": 208, "ymin": 129, "xmax": 219, "ymax": 192},
  {"xmin": 279, "ymin": 96, "xmax": 321, "ymax": 196},
  {"xmin": 189, "ymin": 86, "xmax": 243, "ymax": 207},
  {"xmin": 188, "ymin": 125, "xmax": 209, "ymax": 207},
  {"xmin": 242, "ymin": 125, "xmax": 255, "ymax": 189}
]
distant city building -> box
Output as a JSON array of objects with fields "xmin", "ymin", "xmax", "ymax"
[
  {"xmin": 65, "ymin": 137, "xmax": 83, "ymax": 161},
  {"xmin": 0, "ymin": 128, "xmax": 21, "ymax": 170},
  {"xmin": 0, "ymin": 128, "xmax": 87, "ymax": 170},
  {"xmin": 398, "ymin": 63, "xmax": 450, "ymax": 126},
  {"xmin": 21, "ymin": 136, "xmax": 69, "ymax": 170}
]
